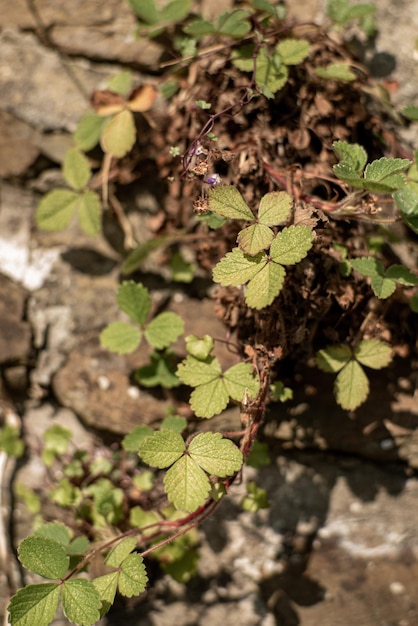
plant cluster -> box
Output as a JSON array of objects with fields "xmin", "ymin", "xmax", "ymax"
[{"xmin": 5, "ymin": 0, "xmax": 418, "ymax": 624}]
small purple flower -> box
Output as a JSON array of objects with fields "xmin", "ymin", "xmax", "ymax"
[{"xmin": 204, "ymin": 173, "xmax": 222, "ymax": 187}]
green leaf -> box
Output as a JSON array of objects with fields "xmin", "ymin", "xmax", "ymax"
[
  {"xmin": 139, "ymin": 429, "xmax": 185, "ymax": 468},
  {"xmin": 394, "ymin": 183, "xmax": 418, "ymax": 234},
  {"xmin": 258, "ymin": 191, "xmax": 293, "ymax": 225},
  {"xmin": 326, "ymin": 0, "xmax": 350, "ymax": 23},
  {"xmin": 176, "ymin": 355, "xmax": 222, "ymax": 387},
  {"xmin": 346, "ymin": 3, "xmax": 377, "ymax": 20},
  {"xmin": 107, "ymin": 70, "xmax": 133, "ymax": 96},
  {"xmin": 237, "ymin": 223, "xmax": 274, "ymax": 255},
  {"xmin": 68, "ymin": 536, "xmax": 89, "ymax": 555},
  {"xmin": 100, "ymin": 321, "xmax": 142, "ymax": 354},
  {"xmin": 363, "ymin": 157, "xmax": 411, "ymax": 192},
  {"xmin": 74, "ymin": 111, "xmax": 106, "ymax": 151},
  {"xmin": 315, "ymin": 63, "xmax": 356, "ymax": 81},
  {"xmin": 160, "ymin": 0, "xmax": 192, "ymax": 22},
  {"xmin": 402, "ymin": 105, "xmax": 418, "ymax": 121},
  {"xmin": 208, "ymin": 186, "xmax": 253, "ymax": 220},
  {"xmin": 276, "ymin": 38, "xmax": 310, "ymax": 65},
  {"xmin": 316, "ymin": 344, "xmax": 352, "ymax": 373},
  {"xmin": 185, "ymin": 334, "xmax": 214, "ymax": 360},
  {"xmin": 136, "ymin": 350, "xmax": 180, "ymax": 388},
  {"xmin": 188, "ymin": 432, "xmax": 242, "ymax": 476},
  {"xmin": 189, "ymin": 378, "xmax": 230, "ymax": 417},
  {"xmin": 8, "ymin": 583, "xmax": 60, "ymax": 626},
  {"xmin": 18, "ymin": 536, "xmax": 69, "ymax": 579},
  {"xmin": 117, "ymin": 281, "xmax": 151, "ymax": 325},
  {"xmin": 128, "ymin": 0, "xmax": 160, "ymax": 23},
  {"xmin": 34, "ymin": 522, "xmax": 71, "ymax": 547},
  {"xmin": 354, "ymin": 339, "xmax": 392, "ymax": 369},
  {"xmin": 145, "ymin": 312, "xmax": 184, "ymax": 349},
  {"xmin": 216, "ymin": 10, "xmax": 252, "ymax": 37},
  {"xmin": 256, "ymin": 47, "xmax": 288, "ymax": 97},
  {"xmin": 61, "ymin": 579, "xmax": 101, "ymax": 626},
  {"xmin": 335, "ymin": 360, "xmax": 369, "ymax": 410},
  {"xmin": 122, "ymin": 425, "xmax": 154, "ymax": 452},
  {"xmin": 333, "ymin": 162, "xmax": 364, "ymax": 188},
  {"xmin": 92, "ymin": 573, "xmax": 118, "ymax": 617},
  {"xmin": 241, "ymin": 481, "xmax": 269, "ymax": 512},
  {"xmin": 0, "ymin": 425, "xmax": 24, "ymax": 457},
  {"xmin": 164, "ymin": 455, "xmax": 211, "ymax": 511},
  {"xmin": 223, "ymin": 362, "xmax": 259, "ymax": 401},
  {"xmin": 246, "ymin": 441, "xmax": 271, "ymax": 468},
  {"xmin": 129, "ymin": 505, "xmax": 159, "ymax": 530},
  {"xmin": 351, "ymin": 256, "xmax": 383, "ymax": 277},
  {"xmin": 161, "ymin": 415, "xmax": 187, "ymax": 433},
  {"xmin": 122, "ymin": 235, "xmax": 174, "ymax": 274},
  {"xmin": 385, "ymin": 264, "xmax": 418, "ymax": 285},
  {"xmin": 231, "ymin": 44, "xmax": 255, "ymax": 72},
  {"xmin": 370, "ymin": 275, "xmax": 396, "ymax": 298},
  {"xmin": 213, "ymin": 248, "xmax": 266, "ymax": 286},
  {"xmin": 170, "ymin": 250, "xmax": 194, "ymax": 283},
  {"xmin": 100, "ymin": 109, "xmax": 136, "ymax": 158},
  {"xmin": 78, "ymin": 190, "xmax": 101, "ymax": 236},
  {"xmin": 269, "ymin": 225, "xmax": 313, "ymax": 265},
  {"xmin": 245, "ymin": 260, "xmax": 286, "ymax": 309},
  {"xmin": 105, "ymin": 538, "xmax": 137, "ymax": 568},
  {"xmin": 118, "ymin": 553, "xmax": 148, "ymax": 597},
  {"xmin": 36, "ymin": 189, "xmax": 80, "ymax": 231},
  {"xmin": 183, "ymin": 18, "xmax": 214, "ymax": 36},
  {"xmin": 332, "ymin": 140, "xmax": 368, "ymax": 174},
  {"xmin": 63, "ymin": 148, "xmax": 91, "ymax": 190}
]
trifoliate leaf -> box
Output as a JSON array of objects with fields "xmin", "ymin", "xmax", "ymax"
[
  {"xmin": 223, "ymin": 362, "xmax": 259, "ymax": 401},
  {"xmin": 351, "ymin": 256, "xmax": 383, "ymax": 277},
  {"xmin": 335, "ymin": 360, "xmax": 369, "ymax": 410},
  {"xmin": 118, "ymin": 553, "xmax": 148, "ymax": 597},
  {"xmin": 189, "ymin": 376, "xmax": 230, "ymax": 416},
  {"xmin": 245, "ymin": 260, "xmax": 286, "ymax": 309},
  {"xmin": 208, "ymin": 186, "xmax": 253, "ymax": 220},
  {"xmin": 139, "ymin": 429, "xmax": 185, "ymax": 468},
  {"xmin": 100, "ymin": 322, "xmax": 142, "ymax": 354},
  {"xmin": 276, "ymin": 38, "xmax": 310, "ymax": 65},
  {"xmin": 385, "ymin": 264, "xmax": 418, "ymax": 285},
  {"xmin": 332, "ymin": 140, "xmax": 368, "ymax": 174},
  {"xmin": 34, "ymin": 522, "xmax": 71, "ymax": 547},
  {"xmin": 394, "ymin": 183, "xmax": 418, "ymax": 234},
  {"xmin": 256, "ymin": 47, "xmax": 288, "ymax": 97},
  {"xmin": 78, "ymin": 189, "xmax": 101, "ymax": 236},
  {"xmin": 92, "ymin": 573, "xmax": 118, "ymax": 617},
  {"xmin": 237, "ymin": 223, "xmax": 274, "ymax": 255},
  {"xmin": 354, "ymin": 339, "xmax": 392, "ymax": 369},
  {"xmin": 74, "ymin": 111, "xmax": 106, "ymax": 151},
  {"xmin": 164, "ymin": 455, "xmax": 211, "ymax": 511},
  {"xmin": 176, "ymin": 355, "xmax": 222, "ymax": 386},
  {"xmin": 185, "ymin": 334, "xmax": 214, "ymax": 360},
  {"xmin": 61, "ymin": 579, "xmax": 101, "ymax": 626},
  {"xmin": 63, "ymin": 148, "xmax": 91, "ymax": 190},
  {"xmin": 105, "ymin": 538, "xmax": 137, "ymax": 568},
  {"xmin": 316, "ymin": 344, "xmax": 352, "ymax": 373},
  {"xmin": 213, "ymin": 248, "xmax": 266, "ymax": 286},
  {"xmin": 188, "ymin": 432, "xmax": 243, "ymax": 476},
  {"xmin": 145, "ymin": 312, "xmax": 184, "ymax": 349},
  {"xmin": 315, "ymin": 63, "xmax": 356, "ymax": 81},
  {"xmin": 36, "ymin": 189, "xmax": 80, "ymax": 231},
  {"xmin": 269, "ymin": 225, "xmax": 313, "ymax": 265},
  {"xmin": 8, "ymin": 583, "xmax": 60, "ymax": 626},
  {"xmin": 122, "ymin": 425, "xmax": 154, "ymax": 452},
  {"xmin": 117, "ymin": 281, "xmax": 151, "ymax": 325},
  {"xmin": 18, "ymin": 536, "xmax": 69, "ymax": 579},
  {"xmin": 363, "ymin": 157, "xmax": 411, "ymax": 192},
  {"xmin": 100, "ymin": 109, "xmax": 136, "ymax": 158},
  {"xmin": 258, "ymin": 191, "xmax": 293, "ymax": 225}
]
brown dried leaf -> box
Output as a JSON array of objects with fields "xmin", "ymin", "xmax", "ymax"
[{"xmin": 127, "ymin": 85, "xmax": 158, "ymax": 112}]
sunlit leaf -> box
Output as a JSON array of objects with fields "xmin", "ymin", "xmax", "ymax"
[
  {"xmin": 36, "ymin": 189, "xmax": 79, "ymax": 231},
  {"xmin": 100, "ymin": 322, "xmax": 142, "ymax": 354},
  {"xmin": 256, "ymin": 47, "xmax": 288, "ymax": 97},
  {"xmin": 351, "ymin": 256, "xmax": 383, "ymax": 277},
  {"xmin": 223, "ymin": 362, "xmax": 259, "ymax": 401},
  {"xmin": 78, "ymin": 190, "xmax": 101, "ymax": 236},
  {"xmin": 237, "ymin": 223, "xmax": 274, "ymax": 255},
  {"xmin": 316, "ymin": 344, "xmax": 352, "ymax": 373},
  {"xmin": 74, "ymin": 111, "xmax": 106, "ymax": 151},
  {"xmin": 61, "ymin": 579, "xmax": 101, "ymax": 626},
  {"xmin": 335, "ymin": 360, "xmax": 369, "ymax": 410},
  {"xmin": 63, "ymin": 148, "xmax": 91, "ymax": 190},
  {"xmin": 118, "ymin": 553, "xmax": 148, "ymax": 597},
  {"xmin": 258, "ymin": 191, "xmax": 293, "ymax": 225},
  {"xmin": 185, "ymin": 334, "xmax": 214, "ymax": 360},
  {"xmin": 370, "ymin": 275, "xmax": 396, "ymax": 298},
  {"xmin": 269, "ymin": 225, "xmax": 313, "ymax": 265},
  {"xmin": 128, "ymin": 85, "xmax": 158, "ymax": 112},
  {"xmin": 164, "ymin": 455, "xmax": 211, "ymax": 511},
  {"xmin": 161, "ymin": 415, "xmax": 187, "ymax": 433},
  {"xmin": 208, "ymin": 186, "xmax": 253, "ymax": 220},
  {"xmin": 8, "ymin": 583, "xmax": 60, "ymax": 626},
  {"xmin": 128, "ymin": 0, "xmax": 160, "ymax": 23},
  {"xmin": 394, "ymin": 183, "xmax": 418, "ymax": 234},
  {"xmin": 34, "ymin": 522, "xmax": 71, "ymax": 547},
  {"xmin": 332, "ymin": 140, "xmax": 368, "ymax": 174},
  {"xmin": 122, "ymin": 425, "xmax": 154, "ymax": 452},
  {"xmin": 105, "ymin": 538, "xmax": 137, "ymax": 568},
  {"xmin": 213, "ymin": 248, "xmax": 266, "ymax": 286},
  {"xmin": 145, "ymin": 312, "xmax": 184, "ymax": 349},
  {"xmin": 276, "ymin": 38, "xmax": 310, "ymax": 65},
  {"xmin": 315, "ymin": 62, "xmax": 356, "ymax": 81},
  {"xmin": 364, "ymin": 157, "xmax": 411, "ymax": 192},
  {"xmin": 354, "ymin": 338, "xmax": 392, "ymax": 369},
  {"xmin": 139, "ymin": 429, "xmax": 185, "ymax": 469},
  {"xmin": 333, "ymin": 162, "xmax": 364, "ymax": 188},
  {"xmin": 245, "ymin": 260, "xmax": 286, "ymax": 309},
  {"xmin": 216, "ymin": 10, "xmax": 251, "ymax": 37},
  {"xmin": 117, "ymin": 281, "xmax": 151, "ymax": 325},
  {"xmin": 189, "ymin": 378, "xmax": 230, "ymax": 417},
  {"xmin": 160, "ymin": 0, "xmax": 192, "ymax": 22},
  {"xmin": 188, "ymin": 432, "xmax": 242, "ymax": 476},
  {"xmin": 92, "ymin": 573, "xmax": 118, "ymax": 617},
  {"xmin": 107, "ymin": 70, "xmax": 133, "ymax": 96},
  {"xmin": 100, "ymin": 109, "xmax": 136, "ymax": 158},
  {"xmin": 18, "ymin": 536, "xmax": 69, "ymax": 579},
  {"xmin": 176, "ymin": 355, "xmax": 222, "ymax": 386},
  {"xmin": 386, "ymin": 264, "xmax": 418, "ymax": 285}
]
